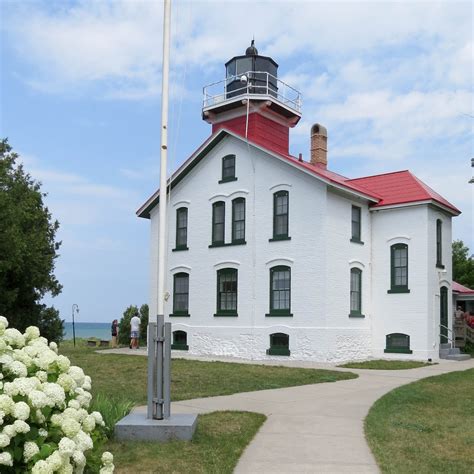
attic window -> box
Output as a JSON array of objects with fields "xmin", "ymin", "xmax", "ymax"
[{"xmin": 219, "ymin": 155, "xmax": 237, "ymax": 183}]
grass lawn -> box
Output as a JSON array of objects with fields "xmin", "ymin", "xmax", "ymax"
[
  {"xmin": 107, "ymin": 411, "xmax": 266, "ymax": 474},
  {"xmin": 365, "ymin": 368, "xmax": 474, "ymax": 474},
  {"xmin": 60, "ymin": 341, "xmax": 357, "ymax": 405},
  {"xmin": 339, "ymin": 359, "xmax": 433, "ymax": 370}
]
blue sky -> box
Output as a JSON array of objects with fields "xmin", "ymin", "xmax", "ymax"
[{"xmin": 1, "ymin": 0, "xmax": 472, "ymax": 323}]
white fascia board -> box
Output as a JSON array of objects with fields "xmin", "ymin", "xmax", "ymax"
[{"xmin": 370, "ymin": 200, "xmax": 460, "ymax": 216}]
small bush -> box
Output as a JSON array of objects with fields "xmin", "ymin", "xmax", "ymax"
[
  {"xmin": 0, "ymin": 315, "xmax": 114, "ymax": 472},
  {"xmin": 90, "ymin": 394, "xmax": 134, "ymax": 438}
]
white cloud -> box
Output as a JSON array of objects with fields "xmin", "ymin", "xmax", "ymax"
[{"xmin": 3, "ymin": 1, "xmax": 472, "ymax": 98}]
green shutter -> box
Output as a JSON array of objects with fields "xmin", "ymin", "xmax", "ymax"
[
  {"xmin": 266, "ymin": 333, "xmax": 290, "ymax": 356},
  {"xmin": 384, "ymin": 333, "xmax": 412, "ymax": 354},
  {"xmin": 171, "ymin": 330, "xmax": 189, "ymax": 350}
]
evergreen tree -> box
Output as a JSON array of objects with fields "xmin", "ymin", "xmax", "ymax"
[{"xmin": 0, "ymin": 139, "xmax": 64, "ymax": 341}]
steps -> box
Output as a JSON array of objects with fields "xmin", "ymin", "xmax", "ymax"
[{"xmin": 439, "ymin": 343, "xmax": 471, "ymax": 361}]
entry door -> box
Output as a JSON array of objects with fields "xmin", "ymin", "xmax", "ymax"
[{"xmin": 440, "ymin": 286, "xmax": 448, "ymax": 344}]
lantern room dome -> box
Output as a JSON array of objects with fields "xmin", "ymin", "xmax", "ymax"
[{"xmin": 245, "ymin": 39, "xmax": 258, "ymax": 56}]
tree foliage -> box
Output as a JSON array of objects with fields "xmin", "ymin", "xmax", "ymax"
[
  {"xmin": 0, "ymin": 138, "xmax": 64, "ymax": 341},
  {"xmin": 452, "ymin": 240, "xmax": 474, "ymax": 289}
]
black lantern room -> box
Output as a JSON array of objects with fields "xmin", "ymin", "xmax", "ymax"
[{"xmin": 225, "ymin": 40, "xmax": 278, "ymax": 99}]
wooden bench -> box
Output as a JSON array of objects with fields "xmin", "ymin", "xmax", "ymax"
[
  {"xmin": 99, "ymin": 340, "xmax": 110, "ymax": 347},
  {"xmin": 87, "ymin": 339, "xmax": 97, "ymax": 347}
]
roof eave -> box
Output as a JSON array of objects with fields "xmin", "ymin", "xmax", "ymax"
[{"xmin": 369, "ymin": 199, "xmax": 461, "ymax": 216}]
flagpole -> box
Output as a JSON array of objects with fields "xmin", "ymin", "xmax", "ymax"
[
  {"xmin": 148, "ymin": 0, "xmax": 171, "ymax": 421},
  {"xmin": 157, "ymin": 0, "xmax": 171, "ymax": 318}
]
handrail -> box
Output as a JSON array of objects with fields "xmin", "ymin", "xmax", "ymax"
[
  {"xmin": 202, "ymin": 71, "xmax": 302, "ymax": 114},
  {"xmin": 439, "ymin": 323, "xmax": 455, "ymax": 349}
]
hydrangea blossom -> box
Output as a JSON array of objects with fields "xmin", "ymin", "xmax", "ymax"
[{"xmin": 0, "ymin": 316, "xmax": 114, "ymax": 472}]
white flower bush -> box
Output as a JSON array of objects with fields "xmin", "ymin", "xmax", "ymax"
[{"xmin": 0, "ymin": 316, "xmax": 114, "ymax": 473}]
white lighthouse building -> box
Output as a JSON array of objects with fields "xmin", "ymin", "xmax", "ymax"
[{"xmin": 137, "ymin": 42, "xmax": 461, "ymax": 362}]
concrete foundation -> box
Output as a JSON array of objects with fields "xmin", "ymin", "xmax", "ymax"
[{"xmin": 115, "ymin": 410, "xmax": 198, "ymax": 442}]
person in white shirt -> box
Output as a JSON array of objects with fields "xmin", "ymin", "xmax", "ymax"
[{"xmin": 130, "ymin": 313, "xmax": 141, "ymax": 349}]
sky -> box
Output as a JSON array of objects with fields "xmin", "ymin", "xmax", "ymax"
[{"xmin": 1, "ymin": 0, "xmax": 473, "ymax": 323}]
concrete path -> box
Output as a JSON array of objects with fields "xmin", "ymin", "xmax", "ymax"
[{"xmin": 102, "ymin": 350, "xmax": 474, "ymax": 473}]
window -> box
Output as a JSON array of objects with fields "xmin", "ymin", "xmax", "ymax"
[
  {"xmin": 212, "ymin": 201, "xmax": 225, "ymax": 245},
  {"xmin": 384, "ymin": 333, "xmax": 412, "ymax": 354},
  {"xmin": 219, "ymin": 155, "xmax": 237, "ymax": 183},
  {"xmin": 174, "ymin": 207, "xmax": 188, "ymax": 250},
  {"xmin": 267, "ymin": 266, "xmax": 292, "ymax": 316},
  {"xmin": 436, "ymin": 219, "xmax": 444, "ymax": 268},
  {"xmin": 266, "ymin": 333, "xmax": 290, "ymax": 356},
  {"xmin": 172, "ymin": 273, "xmax": 189, "ymax": 316},
  {"xmin": 349, "ymin": 268, "xmax": 363, "ymax": 317},
  {"xmin": 232, "ymin": 198, "xmax": 246, "ymax": 243},
  {"xmin": 271, "ymin": 191, "xmax": 290, "ymax": 240},
  {"xmin": 215, "ymin": 268, "xmax": 238, "ymax": 316},
  {"xmin": 388, "ymin": 243, "xmax": 410, "ymax": 293},
  {"xmin": 351, "ymin": 206, "xmax": 362, "ymax": 243},
  {"xmin": 171, "ymin": 330, "xmax": 188, "ymax": 351}
]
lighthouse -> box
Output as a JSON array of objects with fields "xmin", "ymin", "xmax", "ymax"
[{"xmin": 202, "ymin": 40, "xmax": 302, "ymax": 156}]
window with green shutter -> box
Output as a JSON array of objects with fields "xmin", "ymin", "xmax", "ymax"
[
  {"xmin": 266, "ymin": 333, "xmax": 290, "ymax": 356},
  {"xmin": 212, "ymin": 201, "xmax": 225, "ymax": 245},
  {"xmin": 267, "ymin": 266, "xmax": 292, "ymax": 316},
  {"xmin": 384, "ymin": 333, "xmax": 412, "ymax": 354},
  {"xmin": 174, "ymin": 207, "xmax": 188, "ymax": 251},
  {"xmin": 388, "ymin": 243, "xmax": 410, "ymax": 293},
  {"xmin": 436, "ymin": 219, "xmax": 444, "ymax": 268},
  {"xmin": 215, "ymin": 268, "xmax": 238, "ymax": 316},
  {"xmin": 171, "ymin": 273, "xmax": 189, "ymax": 316},
  {"xmin": 270, "ymin": 191, "xmax": 290, "ymax": 241},
  {"xmin": 351, "ymin": 206, "xmax": 363, "ymax": 243},
  {"xmin": 171, "ymin": 330, "xmax": 189, "ymax": 350},
  {"xmin": 349, "ymin": 268, "xmax": 363, "ymax": 317},
  {"xmin": 232, "ymin": 198, "xmax": 246, "ymax": 244},
  {"xmin": 219, "ymin": 154, "xmax": 237, "ymax": 183}
]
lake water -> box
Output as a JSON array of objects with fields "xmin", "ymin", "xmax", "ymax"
[{"xmin": 63, "ymin": 322, "xmax": 111, "ymax": 341}]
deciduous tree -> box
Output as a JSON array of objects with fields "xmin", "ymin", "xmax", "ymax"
[{"xmin": 452, "ymin": 240, "xmax": 474, "ymax": 289}]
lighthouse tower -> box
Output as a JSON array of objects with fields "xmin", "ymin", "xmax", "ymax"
[{"xmin": 202, "ymin": 40, "xmax": 302, "ymax": 156}]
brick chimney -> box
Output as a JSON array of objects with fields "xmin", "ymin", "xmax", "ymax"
[{"xmin": 310, "ymin": 123, "xmax": 327, "ymax": 168}]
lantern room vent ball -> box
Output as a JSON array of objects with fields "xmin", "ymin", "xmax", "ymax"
[{"xmin": 0, "ymin": 315, "xmax": 114, "ymax": 473}]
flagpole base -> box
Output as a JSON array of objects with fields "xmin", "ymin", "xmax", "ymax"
[{"xmin": 115, "ymin": 409, "xmax": 197, "ymax": 442}]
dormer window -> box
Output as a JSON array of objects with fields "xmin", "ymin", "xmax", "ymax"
[{"xmin": 219, "ymin": 155, "xmax": 237, "ymax": 183}]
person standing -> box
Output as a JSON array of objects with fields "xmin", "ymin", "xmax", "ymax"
[
  {"xmin": 130, "ymin": 312, "xmax": 141, "ymax": 349},
  {"xmin": 111, "ymin": 319, "xmax": 119, "ymax": 348}
]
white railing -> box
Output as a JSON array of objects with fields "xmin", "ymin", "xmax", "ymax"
[
  {"xmin": 203, "ymin": 71, "xmax": 302, "ymax": 114},
  {"xmin": 439, "ymin": 323, "xmax": 455, "ymax": 348}
]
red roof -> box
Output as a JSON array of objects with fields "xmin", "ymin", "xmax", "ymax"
[
  {"xmin": 347, "ymin": 170, "xmax": 460, "ymax": 214},
  {"xmin": 137, "ymin": 129, "xmax": 460, "ymax": 218},
  {"xmin": 453, "ymin": 281, "xmax": 474, "ymax": 294}
]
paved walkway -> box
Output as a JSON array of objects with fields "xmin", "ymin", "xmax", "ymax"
[{"xmin": 101, "ymin": 349, "xmax": 474, "ymax": 473}]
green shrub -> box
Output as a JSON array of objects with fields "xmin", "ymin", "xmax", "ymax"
[{"xmin": 90, "ymin": 394, "xmax": 134, "ymax": 438}]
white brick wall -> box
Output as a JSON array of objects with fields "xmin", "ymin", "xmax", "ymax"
[{"xmin": 147, "ymin": 135, "xmax": 454, "ymax": 362}]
